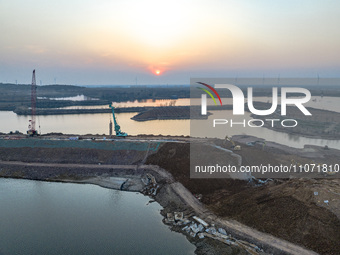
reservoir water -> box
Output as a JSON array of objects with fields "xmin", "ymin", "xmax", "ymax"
[
  {"xmin": 56, "ymin": 96, "xmax": 340, "ymax": 113},
  {"xmin": 0, "ymin": 97, "xmax": 339, "ymax": 255},
  {"xmin": 1, "ymin": 97, "xmax": 340, "ymax": 149},
  {"xmin": 0, "ymin": 178, "xmax": 195, "ymax": 255},
  {"xmin": 1, "ymin": 110, "xmax": 340, "ymax": 150}
]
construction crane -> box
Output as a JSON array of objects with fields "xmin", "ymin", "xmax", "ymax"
[
  {"xmin": 109, "ymin": 104, "xmax": 127, "ymax": 137},
  {"xmin": 27, "ymin": 69, "xmax": 38, "ymax": 136}
]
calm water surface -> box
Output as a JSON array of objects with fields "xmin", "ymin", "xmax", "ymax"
[
  {"xmin": 1, "ymin": 97, "xmax": 340, "ymax": 149},
  {"xmin": 0, "ymin": 179, "xmax": 195, "ymax": 255},
  {"xmin": 58, "ymin": 96, "xmax": 340, "ymax": 112}
]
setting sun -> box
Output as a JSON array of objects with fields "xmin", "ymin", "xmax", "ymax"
[{"xmin": 1, "ymin": 0, "xmax": 339, "ymax": 85}]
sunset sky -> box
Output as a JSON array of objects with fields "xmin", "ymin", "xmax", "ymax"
[{"xmin": 1, "ymin": 0, "xmax": 340, "ymax": 85}]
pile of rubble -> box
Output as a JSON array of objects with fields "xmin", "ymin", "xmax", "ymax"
[
  {"xmin": 141, "ymin": 173, "xmax": 159, "ymax": 196},
  {"xmin": 165, "ymin": 212, "xmax": 263, "ymax": 255}
]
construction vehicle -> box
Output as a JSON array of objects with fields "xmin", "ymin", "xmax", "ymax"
[
  {"xmin": 224, "ymin": 136, "xmax": 241, "ymax": 151},
  {"xmin": 27, "ymin": 69, "xmax": 38, "ymax": 136},
  {"xmin": 109, "ymin": 104, "xmax": 127, "ymax": 137},
  {"xmin": 247, "ymin": 140, "xmax": 266, "ymax": 150}
]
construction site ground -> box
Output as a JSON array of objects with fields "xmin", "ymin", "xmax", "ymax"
[{"xmin": 0, "ymin": 134, "xmax": 339, "ymax": 255}]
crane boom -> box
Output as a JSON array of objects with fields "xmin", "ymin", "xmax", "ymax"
[
  {"xmin": 27, "ymin": 69, "xmax": 38, "ymax": 136},
  {"xmin": 109, "ymin": 104, "xmax": 127, "ymax": 137}
]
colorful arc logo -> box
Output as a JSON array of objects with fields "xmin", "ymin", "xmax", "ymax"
[{"xmin": 196, "ymin": 82, "xmax": 223, "ymax": 106}]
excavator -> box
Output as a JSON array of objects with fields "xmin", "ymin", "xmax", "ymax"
[
  {"xmin": 247, "ymin": 140, "xmax": 266, "ymax": 150},
  {"xmin": 224, "ymin": 136, "xmax": 241, "ymax": 151},
  {"xmin": 109, "ymin": 104, "xmax": 127, "ymax": 137}
]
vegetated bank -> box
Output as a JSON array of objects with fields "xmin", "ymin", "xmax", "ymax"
[{"xmin": 0, "ymin": 83, "xmax": 190, "ymax": 111}]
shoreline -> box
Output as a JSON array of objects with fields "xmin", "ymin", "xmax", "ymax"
[
  {"xmin": 0, "ymin": 162, "xmax": 319, "ymax": 255},
  {"xmin": 0, "ymin": 135, "xmax": 338, "ymax": 254}
]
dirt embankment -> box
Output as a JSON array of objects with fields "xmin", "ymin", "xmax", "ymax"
[
  {"xmin": 131, "ymin": 106, "xmax": 208, "ymax": 121},
  {"xmin": 1, "ymin": 136, "xmax": 339, "ymax": 254},
  {"xmin": 146, "ymin": 142, "xmax": 340, "ymax": 255},
  {"xmin": 132, "ymin": 106, "xmax": 191, "ymax": 121},
  {"xmin": 0, "ymin": 146, "xmax": 146, "ymax": 165}
]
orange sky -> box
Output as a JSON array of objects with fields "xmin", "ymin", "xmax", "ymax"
[{"xmin": 1, "ymin": 0, "xmax": 340, "ymax": 85}]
